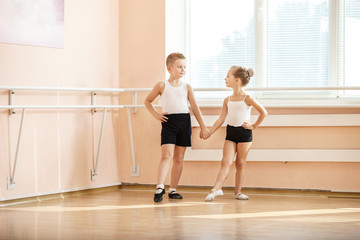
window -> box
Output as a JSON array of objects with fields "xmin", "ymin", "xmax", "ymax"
[
  {"xmin": 166, "ymin": 0, "xmax": 360, "ymax": 101},
  {"xmin": 267, "ymin": 0, "xmax": 329, "ymax": 88},
  {"xmin": 339, "ymin": 0, "xmax": 360, "ymax": 96},
  {"xmin": 185, "ymin": 0, "xmax": 255, "ymax": 89}
]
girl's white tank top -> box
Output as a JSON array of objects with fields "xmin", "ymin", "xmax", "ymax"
[
  {"xmin": 160, "ymin": 80, "xmax": 189, "ymax": 114},
  {"xmin": 227, "ymin": 95, "xmax": 252, "ymax": 127}
]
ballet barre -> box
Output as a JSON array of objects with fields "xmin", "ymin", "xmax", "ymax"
[
  {"xmin": 1, "ymin": 86, "xmax": 360, "ymax": 91},
  {"xmin": 3, "ymin": 85, "xmax": 360, "ymax": 113},
  {"xmin": 1, "ymin": 86, "xmax": 360, "ymax": 190},
  {"xmin": 0, "ymin": 106, "xmax": 122, "ymax": 189}
]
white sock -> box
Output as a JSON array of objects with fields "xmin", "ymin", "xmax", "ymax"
[
  {"xmin": 169, "ymin": 188, "xmax": 176, "ymax": 193},
  {"xmin": 156, "ymin": 184, "xmax": 164, "ymax": 194}
]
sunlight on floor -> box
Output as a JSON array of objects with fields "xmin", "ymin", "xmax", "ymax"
[
  {"xmin": 0, "ymin": 201, "xmax": 226, "ymax": 212},
  {"xmin": 179, "ymin": 208, "xmax": 360, "ymax": 220}
]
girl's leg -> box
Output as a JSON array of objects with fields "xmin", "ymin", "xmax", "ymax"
[
  {"xmin": 212, "ymin": 140, "xmax": 237, "ymax": 190},
  {"xmin": 157, "ymin": 144, "xmax": 175, "ymax": 185},
  {"xmin": 234, "ymin": 142, "xmax": 252, "ymax": 196},
  {"xmin": 170, "ymin": 146, "xmax": 186, "ymax": 189}
]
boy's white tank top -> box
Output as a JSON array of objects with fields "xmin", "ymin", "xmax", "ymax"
[
  {"xmin": 160, "ymin": 80, "xmax": 189, "ymax": 114},
  {"xmin": 227, "ymin": 96, "xmax": 252, "ymax": 127}
]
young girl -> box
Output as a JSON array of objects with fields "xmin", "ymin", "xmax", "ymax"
[{"xmin": 205, "ymin": 66, "xmax": 267, "ymax": 201}]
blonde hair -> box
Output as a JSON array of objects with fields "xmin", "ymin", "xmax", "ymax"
[
  {"xmin": 166, "ymin": 52, "xmax": 186, "ymax": 66},
  {"xmin": 230, "ymin": 66, "xmax": 254, "ymax": 86}
]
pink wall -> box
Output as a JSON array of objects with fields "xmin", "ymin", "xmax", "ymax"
[
  {"xmin": 1, "ymin": 0, "xmax": 359, "ymax": 201},
  {"xmin": 117, "ymin": 0, "xmax": 360, "ymax": 192},
  {"xmin": 0, "ymin": 0, "xmax": 120, "ymax": 200},
  {"xmin": 118, "ymin": 107, "xmax": 360, "ymax": 192},
  {"xmin": 118, "ymin": 0, "xmax": 166, "ymax": 88}
]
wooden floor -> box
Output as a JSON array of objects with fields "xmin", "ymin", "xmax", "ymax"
[{"xmin": 1, "ymin": 188, "xmax": 360, "ymax": 240}]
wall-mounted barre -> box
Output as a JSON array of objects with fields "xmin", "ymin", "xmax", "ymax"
[
  {"xmin": 2, "ymin": 85, "xmax": 360, "ymax": 114},
  {"xmin": 1, "ymin": 86, "xmax": 360, "ymax": 190},
  {"xmin": 1, "ymin": 86, "xmax": 360, "ymax": 92},
  {"xmin": 0, "ymin": 106, "xmax": 116, "ymax": 190}
]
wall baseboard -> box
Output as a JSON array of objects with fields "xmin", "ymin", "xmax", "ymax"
[
  {"xmin": 2, "ymin": 183, "xmax": 359, "ymax": 207},
  {"xmin": 0, "ymin": 182, "xmax": 122, "ymax": 207},
  {"xmin": 119, "ymin": 183, "xmax": 360, "ymax": 199}
]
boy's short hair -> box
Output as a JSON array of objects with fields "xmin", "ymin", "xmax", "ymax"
[{"xmin": 166, "ymin": 52, "xmax": 186, "ymax": 66}]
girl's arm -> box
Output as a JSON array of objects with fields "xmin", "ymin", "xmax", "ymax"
[
  {"xmin": 209, "ymin": 97, "xmax": 228, "ymax": 135},
  {"xmin": 144, "ymin": 82, "xmax": 168, "ymax": 122},
  {"xmin": 242, "ymin": 95, "xmax": 267, "ymax": 130},
  {"xmin": 186, "ymin": 84, "xmax": 210, "ymax": 139}
]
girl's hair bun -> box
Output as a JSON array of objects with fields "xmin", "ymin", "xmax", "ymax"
[
  {"xmin": 230, "ymin": 66, "xmax": 254, "ymax": 86},
  {"xmin": 247, "ymin": 68, "xmax": 254, "ymax": 77}
]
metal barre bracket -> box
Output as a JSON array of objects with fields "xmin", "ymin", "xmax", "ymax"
[
  {"xmin": 7, "ymin": 108, "xmax": 26, "ymax": 190},
  {"xmin": 130, "ymin": 165, "xmax": 140, "ymax": 176},
  {"xmin": 91, "ymin": 107, "xmax": 107, "ymax": 181},
  {"xmin": 9, "ymin": 90, "xmax": 15, "ymax": 115},
  {"xmin": 91, "ymin": 91, "xmax": 97, "ymax": 114},
  {"xmin": 132, "ymin": 92, "xmax": 137, "ymax": 113},
  {"xmin": 91, "ymin": 169, "xmax": 97, "ymax": 181},
  {"xmin": 7, "ymin": 177, "xmax": 15, "ymax": 190},
  {"xmin": 127, "ymin": 108, "xmax": 140, "ymax": 177}
]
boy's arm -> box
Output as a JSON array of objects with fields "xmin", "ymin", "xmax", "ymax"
[
  {"xmin": 186, "ymin": 84, "xmax": 210, "ymax": 139},
  {"xmin": 242, "ymin": 95, "xmax": 267, "ymax": 129},
  {"xmin": 209, "ymin": 97, "xmax": 228, "ymax": 135},
  {"xmin": 144, "ymin": 82, "xmax": 168, "ymax": 122}
]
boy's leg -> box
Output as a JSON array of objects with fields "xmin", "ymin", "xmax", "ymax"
[
  {"xmin": 168, "ymin": 146, "xmax": 186, "ymax": 199},
  {"xmin": 234, "ymin": 142, "xmax": 252, "ymax": 199},
  {"xmin": 154, "ymin": 144, "xmax": 175, "ymax": 202},
  {"xmin": 157, "ymin": 144, "xmax": 175, "ymax": 185},
  {"xmin": 169, "ymin": 146, "xmax": 186, "ymax": 189}
]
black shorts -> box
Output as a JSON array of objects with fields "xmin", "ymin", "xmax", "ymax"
[
  {"xmin": 161, "ymin": 113, "xmax": 191, "ymax": 147},
  {"xmin": 225, "ymin": 125, "xmax": 252, "ymax": 143}
]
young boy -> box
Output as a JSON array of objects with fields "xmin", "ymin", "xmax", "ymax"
[{"xmin": 144, "ymin": 53, "xmax": 209, "ymax": 203}]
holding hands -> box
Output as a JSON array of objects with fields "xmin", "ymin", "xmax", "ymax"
[{"xmin": 200, "ymin": 127, "xmax": 211, "ymax": 140}]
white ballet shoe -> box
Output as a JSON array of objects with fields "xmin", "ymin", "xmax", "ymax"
[
  {"xmin": 235, "ymin": 193, "xmax": 249, "ymax": 200},
  {"xmin": 205, "ymin": 189, "xmax": 224, "ymax": 201}
]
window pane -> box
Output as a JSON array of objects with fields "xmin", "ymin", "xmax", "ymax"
[
  {"xmin": 186, "ymin": 0, "xmax": 255, "ymax": 93},
  {"xmin": 267, "ymin": 0, "xmax": 329, "ymax": 87},
  {"xmin": 341, "ymin": 0, "xmax": 360, "ymax": 96}
]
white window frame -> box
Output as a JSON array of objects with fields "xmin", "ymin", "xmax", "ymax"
[{"xmin": 165, "ymin": 0, "xmax": 360, "ymax": 107}]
